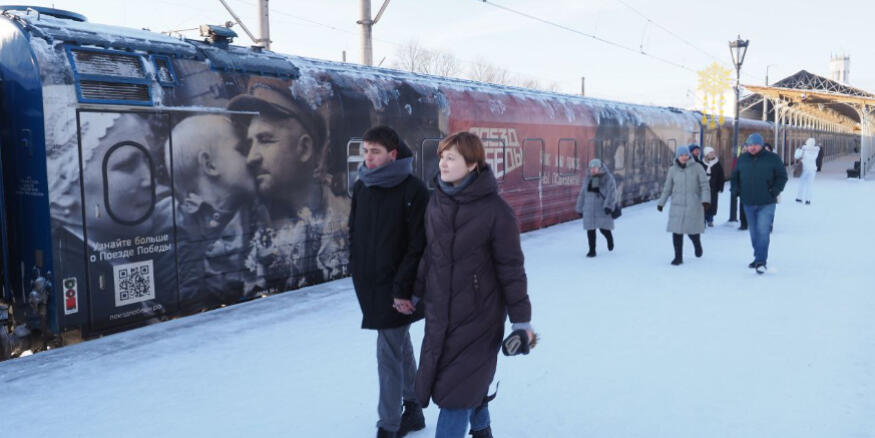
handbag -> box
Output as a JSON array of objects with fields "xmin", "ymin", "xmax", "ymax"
[
  {"xmin": 793, "ymin": 162, "xmax": 803, "ymax": 178},
  {"xmin": 611, "ymin": 205, "xmax": 622, "ymax": 219}
]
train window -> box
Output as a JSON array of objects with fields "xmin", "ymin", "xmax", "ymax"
[
  {"xmin": 151, "ymin": 55, "xmax": 177, "ymax": 86},
  {"xmin": 67, "ymin": 46, "xmax": 153, "ymax": 106},
  {"xmin": 558, "ymin": 138, "xmax": 577, "ymax": 176},
  {"xmin": 666, "ymin": 139, "xmax": 677, "ymax": 167},
  {"xmin": 102, "ymin": 141, "xmax": 156, "ymax": 226},
  {"xmin": 480, "ymin": 137, "xmax": 506, "ymax": 182},
  {"xmin": 522, "ymin": 138, "xmax": 544, "ymax": 181},
  {"xmin": 421, "ymin": 138, "xmax": 441, "ymax": 189},
  {"xmin": 346, "ymin": 138, "xmax": 363, "ymax": 197}
]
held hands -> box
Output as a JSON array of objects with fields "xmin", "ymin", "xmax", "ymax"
[
  {"xmin": 657, "ymin": 205, "xmax": 664, "ymax": 212},
  {"xmin": 393, "ymin": 298, "xmax": 415, "ymax": 315},
  {"xmin": 604, "ymin": 207, "xmax": 612, "ymax": 215},
  {"xmin": 702, "ymin": 202, "xmax": 711, "ymax": 210}
]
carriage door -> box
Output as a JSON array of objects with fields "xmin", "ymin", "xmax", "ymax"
[{"xmin": 78, "ymin": 111, "xmax": 178, "ymax": 332}]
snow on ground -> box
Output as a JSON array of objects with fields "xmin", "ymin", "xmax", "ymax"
[{"xmin": 2, "ymin": 156, "xmax": 874, "ymax": 438}]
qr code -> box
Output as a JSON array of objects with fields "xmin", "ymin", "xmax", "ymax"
[{"xmin": 113, "ymin": 260, "xmax": 155, "ymax": 307}]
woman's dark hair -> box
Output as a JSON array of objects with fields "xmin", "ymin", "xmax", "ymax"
[{"xmin": 437, "ymin": 131, "xmax": 486, "ymax": 168}]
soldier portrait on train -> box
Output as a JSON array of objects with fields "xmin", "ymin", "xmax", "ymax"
[
  {"xmin": 166, "ymin": 114, "xmax": 269, "ymax": 310},
  {"xmin": 228, "ymin": 76, "xmax": 350, "ymax": 292}
]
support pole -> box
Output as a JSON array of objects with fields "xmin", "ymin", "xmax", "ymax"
[
  {"xmin": 258, "ymin": 0, "xmax": 271, "ymax": 50},
  {"xmin": 358, "ymin": 0, "xmax": 373, "ymax": 65},
  {"xmin": 729, "ymin": 67, "xmax": 741, "ymax": 222}
]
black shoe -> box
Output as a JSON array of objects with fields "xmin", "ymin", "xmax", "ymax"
[
  {"xmin": 377, "ymin": 428, "xmax": 396, "ymax": 438},
  {"xmin": 755, "ymin": 264, "xmax": 767, "ymax": 275},
  {"xmin": 398, "ymin": 401, "xmax": 425, "ymax": 437},
  {"xmin": 470, "ymin": 427, "xmax": 493, "ymax": 438},
  {"xmin": 607, "ymin": 239, "xmax": 614, "ymax": 251},
  {"xmin": 694, "ymin": 246, "xmax": 703, "ymax": 258},
  {"xmin": 738, "ymin": 226, "xmax": 748, "ymax": 231},
  {"xmin": 795, "ymin": 198, "xmax": 802, "ymax": 203},
  {"xmin": 805, "ymin": 201, "xmax": 811, "ymax": 205},
  {"xmin": 586, "ymin": 250, "xmax": 596, "ymax": 258},
  {"xmin": 670, "ymin": 257, "xmax": 683, "ymax": 265},
  {"xmin": 748, "ymin": 261, "xmax": 757, "ymax": 269}
]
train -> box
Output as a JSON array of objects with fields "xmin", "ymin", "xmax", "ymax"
[{"xmin": 0, "ymin": 6, "xmax": 858, "ymax": 359}]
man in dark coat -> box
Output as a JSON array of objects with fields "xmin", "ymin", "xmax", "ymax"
[
  {"xmin": 349, "ymin": 126, "xmax": 429, "ymax": 438},
  {"xmin": 729, "ymin": 133, "xmax": 788, "ymax": 274},
  {"xmin": 414, "ymin": 132, "xmax": 532, "ymax": 438}
]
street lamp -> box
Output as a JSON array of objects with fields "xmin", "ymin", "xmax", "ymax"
[{"xmin": 728, "ymin": 35, "xmax": 749, "ymax": 223}]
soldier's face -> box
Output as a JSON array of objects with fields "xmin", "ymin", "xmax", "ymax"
[
  {"xmin": 214, "ymin": 134, "xmax": 256, "ymax": 201},
  {"xmin": 246, "ymin": 116, "xmax": 313, "ymax": 199},
  {"xmin": 748, "ymin": 144, "xmax": 763, "ymax": 155}
]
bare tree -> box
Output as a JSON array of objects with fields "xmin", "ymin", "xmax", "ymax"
[
  {"xmin": 432, "ymin": 52, "xmax": 461, "ymax": 78},
  {"xmin": 468, "ymin": 59, "xmax": 511, "ymax": 85},
  {"xmin": 392, "ymin": 41, "xmax": 434, "ymax": 74}
]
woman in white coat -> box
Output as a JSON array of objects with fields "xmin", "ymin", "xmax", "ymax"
[{"xmin": 794, "ymin": 138, "xmax": 820, "ymax": 205}]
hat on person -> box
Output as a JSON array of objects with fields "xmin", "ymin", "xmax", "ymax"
[
  {"xmin": 588, "ymin": 158, "xmax": 602, "ymax": 168},
  {"xmin": 703, "ymin": 146, "xmax": 715, "ymax": 156},
  {"xmin": 675, "ymin": 145, "xmax": 690, "ymax": 158},
  {"xmin": 745, "ymin": 133, "xmax": 764, "ymax": 146},
  {"xmin": 228, "ymin": 76, "xmax": 326, "ymax": 147},
  {"xmin": 688, "ymin": 144, "xmax": 701, "ymax": 154}
]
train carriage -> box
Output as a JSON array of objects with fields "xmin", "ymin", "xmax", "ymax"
[{"xmin": 0, "ymin": 6, "xmax": 856, "ymax": 359}]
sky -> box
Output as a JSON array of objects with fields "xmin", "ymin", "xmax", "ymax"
[{"xmin": 17, "ymin": 0, "xmax": 875, "ymax": 108}]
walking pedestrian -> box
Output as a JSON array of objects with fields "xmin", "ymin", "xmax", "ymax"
[
  {"xmin": 657, "ymin": 145, "xmax": 710, "ymax": 265},
  {"xmin": 349, "ymin": 126, "xmax": 429, "ymax": 438},
  {"xmin": 414, "ymin": 132, "xmax": 535, "ymax": 438},
  {"xmin": 574, "ymin": 158, "xmax": 618, "ymax": 257},
  {"xmin": 729, "ymin": 133, "xmax": 788, "ymax": 274},
  {"xmin": 702, "ymin": 146, "xmax": 724, "ymax": 227},
  {"xmin": 689, "ymin": 144, "xmax": 706, "ymax": 169},
  {"xmin": 794, "ymin": 138, "xmax": 820, "ymax": 205}
]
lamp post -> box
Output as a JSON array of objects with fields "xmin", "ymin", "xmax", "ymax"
[{"xmin": 728, "ymin": 35, "xmax": 749, "ymax": 223}]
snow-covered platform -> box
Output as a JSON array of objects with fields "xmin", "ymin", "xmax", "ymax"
[{"xmin": 2, "ymin": 156, "xmax": 874, "ymax": 438}]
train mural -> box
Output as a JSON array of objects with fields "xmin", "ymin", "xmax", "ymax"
[{"xmin": 0, "ymin": 6, "xmax": 858, "ymax": 359}]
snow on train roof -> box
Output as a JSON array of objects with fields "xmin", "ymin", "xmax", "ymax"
[
  {"xmin": 286, "ymin": 55, "xmax": 699, "ymax": 127},
  {"xmin": 6, "ymin": 9, "xmax": 199, "ymax": 57},
  {"xmin": 6, "ymin": 9, "xmax": 714, "ymax": 128}
]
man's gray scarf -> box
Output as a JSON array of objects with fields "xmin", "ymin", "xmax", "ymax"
[{"xmin": 357, "ymin": 157, "xmax": 414, "ymax": 188}]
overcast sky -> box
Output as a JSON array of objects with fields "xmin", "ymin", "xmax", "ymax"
[{"xmin": 21, "ymin": 0, "xmax": 875, "ymax": 108}]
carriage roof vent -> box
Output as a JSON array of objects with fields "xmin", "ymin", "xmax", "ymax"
[
  {"xmin": 200, "ymin": 24, "xmax": 237, "ymax": 47},
  {"xmin": 0, "ymin": 5, "xmax": 87, "ymax": 22}
]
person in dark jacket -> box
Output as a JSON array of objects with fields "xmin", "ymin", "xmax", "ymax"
[
  {"xmin": 349, "ymin": 126, "xmax": 429, "ymax": 438},
  {"xmin": 702, "ymin": 146, "xmax": 725, "ymax": 227},
  {"xmin": 729, "ymin": 133, "xmax": 788, "ymax": 274},
  {"xmin": 816, "ymin": 144, "xmax": 825, "ymax": 171},
  {"xmin": 688, "ymin": 144, "xmax": 706, "ymax": 169},
  {"xmin": 574, "ymin": 158, "xmax": 618, "ymax": 257},
  {"xmin": 657, "ymin": 145, "xmax": 710, "ymax": 265},
  {"xmin": 414, "ymin": 132, "xmax": 534, "ymax": 438}
]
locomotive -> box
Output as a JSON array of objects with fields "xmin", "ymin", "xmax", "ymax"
[{"xmin": 0, "ymin": 6, "xmax": 856, "ymax": 359}]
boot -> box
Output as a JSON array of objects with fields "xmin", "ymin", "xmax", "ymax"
[
  {"xmin": 586, "ymin": 230, "xmax": 596, "ymax": 257},
  {"xmin": 689, "ymin": 234, "xmax": 702, "ymax": 258},
  {"xmin": 470, "ymin": 427, "xmax": 493, "ymax": 438},
  {"xmin": 600, "ymin": 229, "xmax": 614, "ymax": 251},
  {"xmin": 377, "ymin": 428, "xmax": 396, "ymax": 438},
  {"xmin": 670, "ymin": 233, "xmax": 683, "ymax": 265},
  {"xmin": 397, "ymin": 400, "xmax": 425, "ymax": 437}
]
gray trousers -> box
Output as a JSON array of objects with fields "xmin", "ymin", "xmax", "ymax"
[{"xmin": 376, "ymin": 324, "xmax": 417, "ymax": 431}]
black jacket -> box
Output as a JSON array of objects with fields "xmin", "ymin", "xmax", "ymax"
[{"xmin": 349, "ymin": 158, "xmax": 429, "ymax": 330}]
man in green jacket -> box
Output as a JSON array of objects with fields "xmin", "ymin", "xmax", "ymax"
[{"xmin": 729, "ymin": 133, "xmax": 788, "ymax": 274}]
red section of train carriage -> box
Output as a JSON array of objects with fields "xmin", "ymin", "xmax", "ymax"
[{"xmin": 442, "ymin": 89, "xmax": 597, "ymax": 231}]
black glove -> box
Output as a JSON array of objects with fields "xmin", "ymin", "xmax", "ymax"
[
  {"xmin": 604, "ymin": 207, "xmax": 612, "ymax": 215},
  {"xmin": 657, "ymin": 205, "xmax": 663, "ymax": 212},
  {"xmin": 502, "ymin": 329, "xmax": 533, "ymax": 356},
  {"xmin": 703, "ymin": 202, "xmax": 711, "ymax": 210}
]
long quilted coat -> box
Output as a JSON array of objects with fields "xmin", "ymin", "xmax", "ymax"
[
  {"xmin": 657, "ymin": 159, "xmax": 710, "ymax": 235},
  {"xmin": 414, "ymin": 167, "xmax": 532, "ymax": 409}
]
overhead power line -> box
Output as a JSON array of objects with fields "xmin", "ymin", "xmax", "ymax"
[{"xmin": 477, "ymin": 0, "xmax": 696, "ymax": 72}]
